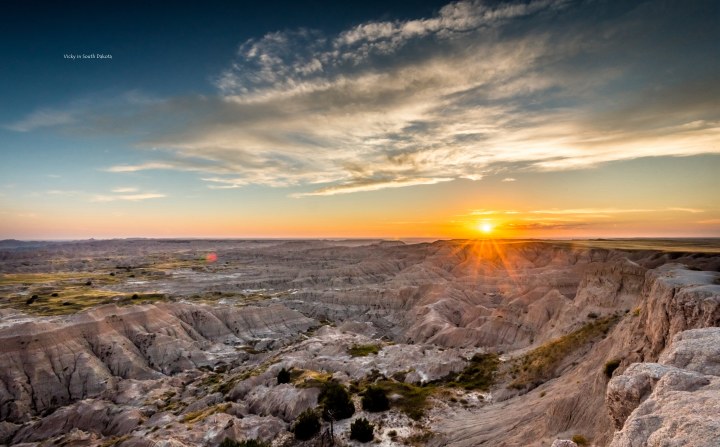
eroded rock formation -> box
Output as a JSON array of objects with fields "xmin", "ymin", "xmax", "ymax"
[{"xmin": 0, "ymin": 239, "xmax": 717, "ymax": 446}]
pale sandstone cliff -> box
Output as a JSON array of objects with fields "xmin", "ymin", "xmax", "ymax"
[{"xmin": 606, "ymin": 329, "xmax": 720, "ymax": 446}]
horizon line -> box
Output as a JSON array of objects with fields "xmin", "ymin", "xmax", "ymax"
[{"xmin": 3, "ymin": 236, "xmax": 720, "ymax": 243}]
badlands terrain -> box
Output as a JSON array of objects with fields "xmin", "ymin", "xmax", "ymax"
[{"xmin": 0, "ymin": 238, "xmax": 718, "ymax": 447}]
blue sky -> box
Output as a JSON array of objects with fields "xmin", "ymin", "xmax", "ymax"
[{"xmin": 1, "ymin": 0, "xmax": 719, "ymax": 239}]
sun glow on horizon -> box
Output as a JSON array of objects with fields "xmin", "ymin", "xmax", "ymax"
[{"xmin": 478, "ymin": 221, "xmax": 494, "ymax": 234}]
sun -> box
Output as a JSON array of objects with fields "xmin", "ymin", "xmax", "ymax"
[{"xmin": 478, "ymin": 221, "xmax": 494, "ymax": 234}]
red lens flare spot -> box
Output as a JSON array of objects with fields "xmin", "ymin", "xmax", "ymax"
[{"xmin": 206, "ymin": 252, "xmax": 218, "ymax": 263}]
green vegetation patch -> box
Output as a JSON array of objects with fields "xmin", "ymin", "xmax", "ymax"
[
  {"xmin": 293, "ymin": 369, "xmax": 334, "ymax": 389},
  {"xmin": 440, "ymin": 353, "xmax": 500, "ymax": 391},
  {"xmin": 182, "ymin": 403, "xmax": 230, "ymax": 424},
  {"xmin": 372, "ymin": 380, "xmax": 435, "ymax": 420},
  {"xmin": 184, "ymin": 290, "xmax": 275, "ymax": 306},
  {"xmin": 350, "ymin": 369, "xmax": 435, "ymax": 420},
  {"xmin": 200, "ymin": 373, "xmax": 223, "ymax": 388},
  {"xmin": 158, "ymin": 399, "xmax": 186, "ymax": 414},
  {"xmin": 1, "ymin": 283, "xmax": 168, "ymax": 316},
  {"xmin": 403, "ymin": 429, "xmax": 434, "ymax": 446},
  {"xmin": 509, "ymin": 315, "xmax": 620, "ymax": 389},
  {"xmin": 348, "ymin": 343, "xmax": 381, "ymax": 357},
  {"xmin": 0, "ymin": 272, "xmax": 119, "ymax": 286},
  {"xmin": 214, "ymin": 358, "xmax": 281, "ymax": 395}
]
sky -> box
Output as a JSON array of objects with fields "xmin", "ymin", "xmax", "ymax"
[{"xmin": 1, "ymin": 0, "xmax": 719, "ymax": 240}]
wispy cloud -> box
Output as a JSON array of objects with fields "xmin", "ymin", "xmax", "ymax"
[
  {"xmin": 111, "ymin": 187, "xmax": 139, "ymax": 193},
  {"xmin": 501, "ymin": 178, "xmax": 516, "ymax": 182},
  {"xmin": 667, "ymin": 207, "xmax": 705, "ymax": 214},
  {"xmin": 5, "ymin": 109, "xmax": 74, "ymax": 132},
  {"xmin": 529, "ymin": 207, "xmax": 706, "ymax": 215},
  {"xmin": 529, "ymin": 208, "xmax": 656, "ymax": 215},
  {"xmin": 46, "ymin": 189, "xmax": 82, "ymax": 196},
  {"xmin": 44, "ymin": 188, "xmax": 165, "ymax": 202},
  {"xmin": 10, "ymin": 0, "xmax": 720, "ymax": 198},
  {"xmin": 105, "ymin": 162, "xmax": 180, "ymax": 173},
  {"xmin": 501, "ymin": 221, "xmax": 589, "ymax": 230},
  {"xmin": 459, "ymin": 207, "xmax": 709, "ymax": 225},
  {"xmin": 91, "ymin": 193, "xmax": 166, "ymax": 202},
  {"xmin": 291, "ymin": 176, "xmax": 452, "ymax": 197}
]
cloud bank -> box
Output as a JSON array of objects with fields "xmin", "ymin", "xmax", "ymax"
[{"xmin": 9, "ymin": 0, "xmax": 720, "ymax": 196}]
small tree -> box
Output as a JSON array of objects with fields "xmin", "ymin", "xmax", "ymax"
[
  {"xmin": 277, "ymin": 367, "xmax": 291, "ymax": 384},
  {"xmin": 349, "ymin": 418, "xmax": 374, "ymax": 442},
  {"xmin": 292, "ymin": 409, "xmax": 321, "ymax": 441},
  {"xmin": 319, "ymin": 381, "xmax": 355, "ymax": 421},
  {"xmin": 361, "ymin": 386, "xmax": 389, "ymax": 412}
]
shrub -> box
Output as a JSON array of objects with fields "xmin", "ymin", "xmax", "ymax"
[
  {"xmin": 277, "ymin": 367, "xmax": 291, "ymax": 384},
  {"xmin": 361, "ymin": 386, "xmax": 389, "ymax": 412},
  {"xmin": 604, "ymin": 359, "xmax": 621, "ymax": 378},
  {"xmin": 319, "ymin": 381, "xmax": 355, "ymax": 421},
  {"xmin": 219, "ymin": 439, "xmax": 270, "ymax": 447},
  {"xmin": 587, "ymin": 312, "xmax": 598, "ymax": 319},
  {"xmin": 572, "ymin": 434, "xmax": 588, "ymax": 445},
  {"xmin": 349, "ymin": 418, "xmax": 374, "ymax": 442},
  {"xmin": 292, "ymin": 409, "xmax": 320, "ymax": 441}
]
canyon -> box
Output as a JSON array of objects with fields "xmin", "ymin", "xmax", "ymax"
[{"xmin": 0, "ymin": 238, "xmax": 718, "ymax": 446}]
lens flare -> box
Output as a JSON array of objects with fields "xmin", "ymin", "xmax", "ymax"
[{"xmin": 206, "ymin": 252, "xmax": 218, "ymax": 263}]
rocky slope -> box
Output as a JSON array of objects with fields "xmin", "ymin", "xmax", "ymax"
[
  {"xmin": 606, "ymin": 328, "xmax": 720, "ymax": 447},
  {"xmin": 0, "ymin": 239, "xmax": 717, "ymax": 446},
  {"xmin": 0, "ymin": 302, "xmax": 315, "ymax": 423},
  {"xmin": 432, "ymin": 263, "xmax": 720, "ymax": 446}
]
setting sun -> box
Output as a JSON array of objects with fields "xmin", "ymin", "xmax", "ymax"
[{"xmin": 478, "ymin": 222, "xmax": 494, "ymax": 234}]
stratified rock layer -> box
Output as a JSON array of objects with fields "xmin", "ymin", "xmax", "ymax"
[
  {"xmin": 0, "ymin": 239, "xmax": 717, "ymax": 446},
  {"xmin": 0, "ymin": 302, "xmax": 315, "ymax": 422},
  {"xmin": 433, "ymin": 262, "xmax": 720, "ymax": 447}
]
